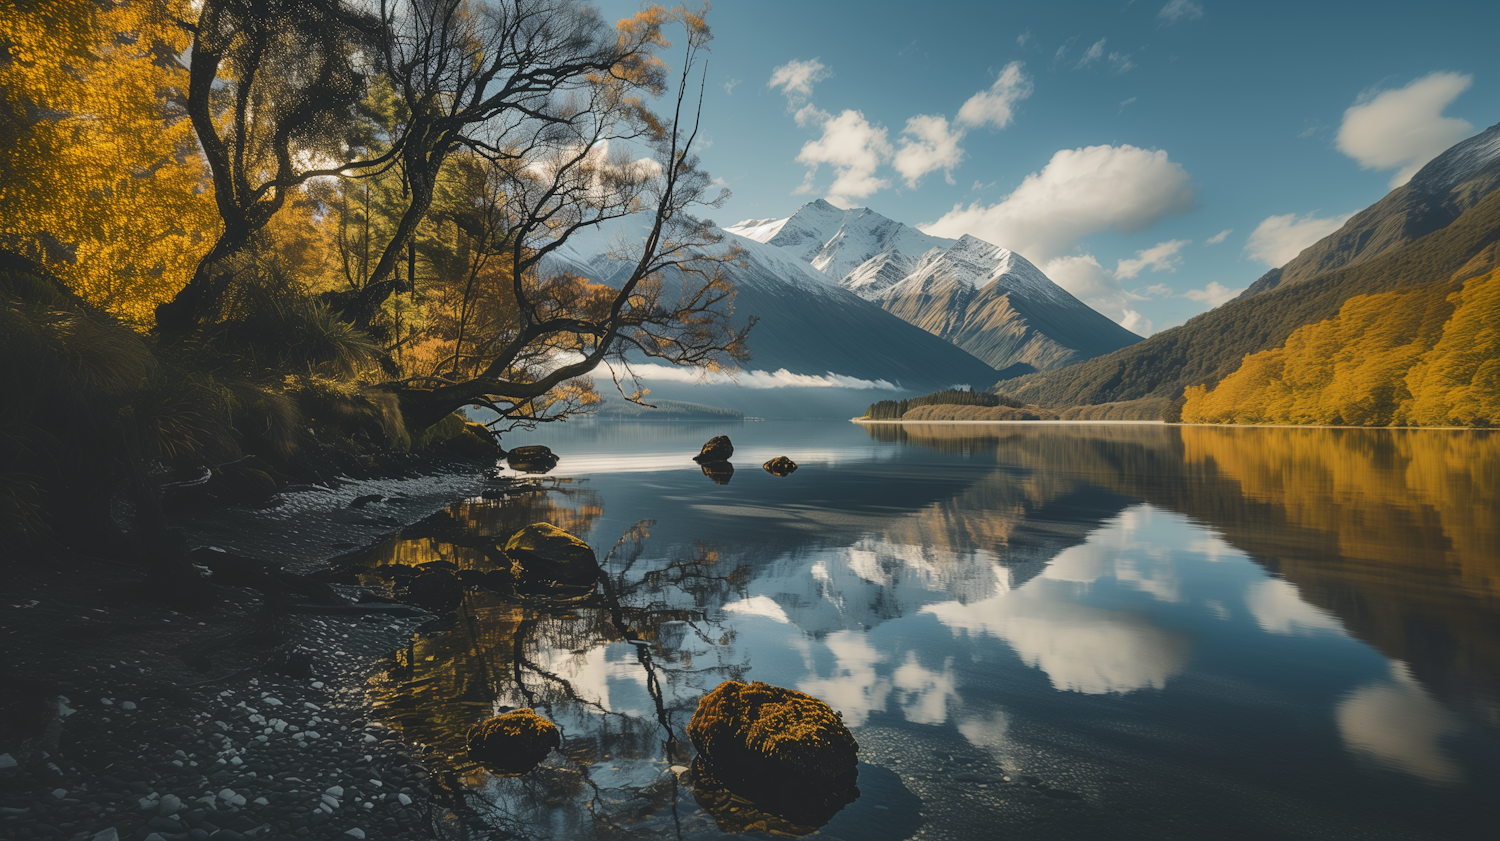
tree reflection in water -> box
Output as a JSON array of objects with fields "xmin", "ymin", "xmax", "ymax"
[{"xmin": 351, "ymin": 485, "xmax": 817, "ymax": 839}]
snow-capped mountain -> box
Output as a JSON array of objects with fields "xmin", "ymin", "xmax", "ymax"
[
  {"xmin": 539, "ymin": 216, "xmax": 1003, "ymax": 391},
  {"xmin": 730, "ymin": 200, "xmax": 1141, "ymax": 374}
]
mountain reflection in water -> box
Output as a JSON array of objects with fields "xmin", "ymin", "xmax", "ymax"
[{"xmin": 349, "ymin": 421, "xmax": 1499, "ymax": 840}]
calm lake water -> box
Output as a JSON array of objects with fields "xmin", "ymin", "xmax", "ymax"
[{"xmin": 351, "ymin": 420, "xmax": 1500, "ymax": 840}]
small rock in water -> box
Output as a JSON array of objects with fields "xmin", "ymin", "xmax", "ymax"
[
  {"xmin": 344, "ymin": 830, "xmax": 365, "ymax": 839},
  {"xmin": 692, "ymin": 436, "xmax": 734, "ymax": 464},
  {"xmin": 396, "ymin": 793, "xmax": 411, "ymax": 806},
  {"xmin": 120, "ymin": 700, "xmax": 137, "ymax": 710},
  {"xmin": 763, "ymin": 455, "xmax": 798, "ymax": 477},
  {"xmin": 325, "ymin": 786, "xmax": 344, "ymax": 798}
]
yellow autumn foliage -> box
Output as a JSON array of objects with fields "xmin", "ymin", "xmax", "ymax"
[
  {"xmin": 1183, "ymin": 269, "xmax": 1500, "ymax": 427},
  {"xmin": 0, "ymin": 0, "xmax": 219, "ymax": 326}
]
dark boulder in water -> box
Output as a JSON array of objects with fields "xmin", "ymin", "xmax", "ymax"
[
  {"xmin": 506, "ymin": 445, "xmax": 558, "ymax": 473},
  {"xmin": 467, "ymin": 708, "xmax": 560, "ymax": 774},
  {"xmin": 763, "ymin": 456, "xmax": 798, "ymax": 476},
  {"xmin": 700, "ymin": 461, "xmax": 734, "ymax": 485},
  {"xmin": 404, "ymin": 568, "xmax": 463, "ymax": 611},
  {"xmin": 505, "ymin": 522, "xmax": 599, "ymax": 596},
  {"xmin": 687, "ymin": 680, "xmax": 859, "ymax": 824},
  {"xmin": 692, "ymin": 436, "xmax": 734, "ymax": 463}
]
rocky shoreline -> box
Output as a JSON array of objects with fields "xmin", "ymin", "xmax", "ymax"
[{"xmin": 0, "ymin": 467, "xmax": 498, "ymax": 841}]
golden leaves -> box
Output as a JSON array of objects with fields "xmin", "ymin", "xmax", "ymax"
[{"xmin": 1182, "ymin": 270, "xmax": 1500, "ymax": 428}]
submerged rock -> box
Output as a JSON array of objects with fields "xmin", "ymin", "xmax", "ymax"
[
  {"xmin": 763, "ymin": 456, "xmax": 798, "ymax": 476},
  {"xmin": 467, "ymin": 709, "xmax": 560, "ymax": 774},
  {"xmin": 688, "ymin": 681, "xmax": 859, "ymax": 822},
  {"xmin": 692, "ymin": 436, "xmax": 734, "ymax": 463},
  {"xmin": 504, "ymin": 523, "xmax": 599, "ymax": 596},
  {"xmin": 700, "ymin": 461, "xmax": 734, "ymax": 485}
]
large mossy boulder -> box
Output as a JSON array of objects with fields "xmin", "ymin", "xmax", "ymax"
[
  {"xmin": 504, "ymin": 522, "xmax": 599, "ymax": 596},
  {"xmin": 688, "ymin": 681, "xmax": 859, "ymax": 820},
  {"xmin": 467, "ymin": 708, "xmax": 560, "ymax": 774},
  {"xmin": 692, "ymin": 436, "xmax": 733, "ymax": 463}
]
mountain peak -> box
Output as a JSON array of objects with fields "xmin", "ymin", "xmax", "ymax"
[{"xmin": 1409, "ymin": 119, "xmax": 1500, "ymax": 194}]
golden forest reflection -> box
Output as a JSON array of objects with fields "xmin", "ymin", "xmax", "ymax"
[{"xmin": 868, "ymin": 422, "xmax": 1500, "ymax": 734}]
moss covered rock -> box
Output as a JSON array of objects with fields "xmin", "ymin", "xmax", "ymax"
[
  {"xmin": 466, "ymin": 708, "xmax": 560, "ymax": 774},
  {"xmin": 504, "ymin": 522, "xmax": 599, "ymax": 596},
  {"xmin": 688, "ymin": 681, "xmax": 858, "ymax": 816},
  {"xmin": 506, "ymin": 444, "xmax": 558, "ymax": 473}
]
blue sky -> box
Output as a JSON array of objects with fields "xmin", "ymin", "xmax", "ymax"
[{"xmin": 595, "ymin": 0, "xmax": 1500, "ymax": 334}]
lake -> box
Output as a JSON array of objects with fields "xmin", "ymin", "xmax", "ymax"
[{"xmin": 349, "ymin": 420, "xmax": 1500, "ymax": 840}]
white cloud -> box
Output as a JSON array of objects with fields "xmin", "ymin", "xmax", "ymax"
[
  {"xmin": 1115, "ymin": 239, "xmax": 1189, "ymax": 279},
  {"xmin": 1336, "ymin": 661, "xmax": 1462, "ymax": 784},
  {"xmin": 1182, "ymin": 281, "xmax": 1242, "ymax": 308},
  {"xmin": 1158, "ymin": 0, "xmax": 1204, "ymax": 23},
  {"xmin": 1244, "ymin": 578, "xmax": 1344, "ymax": 635},
  {"xmin": 1041, "ymin": 254, "xmax": 1151, "ymax": 334},
  {"xmin": 796, "ymin": 109, "xmax": 893, "ymax": 205},
  {"xmin": 924, "ymin": 576, "xmax": 1191, "ymax": 694},
  {"xmin": 894, "ymin": 114, "xmax": 965, "ymax": 187},
  {"xmin": 922, "ymin": 144, "xmax": 1196, "ymax": 263},
  {"xmin": 1076, "ymin": 38, "xmax": 1106, "ymax": 69},
  {"xmin": 1108, "ymin": 52, "xmax": 1136, "ymax": 74},
  {"xmin": 1119, "ymin": 309, "xmax": 1153, "ymax": 335},
  {"xmin": 768, "ymin": 58, "xmax": 831, "ymax": 103},
  {"xmin": 1337, "ymin": 72, "xmax": 1474, "ymax": 187},
  {"xmin": 1204, "ymin": 228, "xmax": 1232, "ymax": 245},
  {"xmin": 956, "ymin": 61, "xmax": 1033, "ymax": 130},
  {"xmin": 723, "ymin": 595, "xmax": 790, "ymax": 623},
  {"xmin": 723, "ymin": 77, "xmax": 741, "ymax": 95},
  {"xmin": 1244, "ymin": 210, "xmax": 1353, "ymax": 267}
]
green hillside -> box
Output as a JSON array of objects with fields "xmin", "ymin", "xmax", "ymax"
[{"xmin": 999, "ymin": 186, "xmax": 1500, "ymax": 409}]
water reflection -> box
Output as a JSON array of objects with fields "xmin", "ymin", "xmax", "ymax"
[{"xmin": 353, "ymin": 421, "xmax": 1500, "ymax": 839}]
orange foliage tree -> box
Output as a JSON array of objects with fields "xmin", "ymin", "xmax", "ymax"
[
  {"xmin": 0, "ymin": 0, "xmax": 219, "ymax": 325},
  {"xmin": 1182, "ymin": 269, "xmax": 1500, "ymax": 427}
]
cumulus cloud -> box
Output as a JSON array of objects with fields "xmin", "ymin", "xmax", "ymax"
[
  {"xmin": 1245, "ymin": 578, "xmax": 1344, "ymax": 635},
  {"xmin": 894, "ymin": 114, "xmax": 965, "ymax": 186},
  {"xmin": 768, "ymin": 58, "xmax": 831, "ymax": 104},
  {"xmin": 1336, "ymin": 661, "xmax": 1462, "ymax": 784},
  {"xmin": 1244, "ymin": 210, "xmax": 1353, "ymax": 267},
  {"xmin": 1182, "ymin": 281, "xmax": 1242, "ymax": 307},
  {"xmin": 1076, "ymin": 38, "xmax": 1106, "ymax": 69},
  {"xmin": 1337, "ymin": 72, "xmax": 1474, "ymax": 187},
  {"xmin": 1158, "ymin": 0, "xmax": 1204, "ymax": 23},
  {"xmin": 956, "ymin": 62, "xmax": 1033, "ymax": 130},
  {"xmin": 1115, "ymin": 239, "xmax": 1189, "ymax": 279},
  {"xmin": 1040, "ymin": 254, "xmax": 1150, "ymax": 335},
  {"xmin": 922, "ymin": 144, "xmax": 1196, "ymax": 263},
  {"xmin": 1204, "ymin": 228, "xmax": 1232, "ymax": 245},
  {"xmin": 796, "ymin": 109, "xmax": 893, "ymax": 205}
]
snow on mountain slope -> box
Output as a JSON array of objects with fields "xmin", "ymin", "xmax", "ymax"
[
  {"xmin": 729, "ymin": 198, "xmax": 954, "ymax": 299},
  {"xmin": 733, "ymin": 201, "xmax": 1141, "ymax": 372},
  {"xmin": 1409, "ymin": 120, "xmax": 1500, "ymax": 193},
  {"xmin": 535, "ymin": 213, "xmax": 1002, "ymax": 389}
]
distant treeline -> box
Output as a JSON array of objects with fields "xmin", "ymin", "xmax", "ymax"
[{"xmin": 862, "ymin": 389, "xmax": 1023, "ymax": 419}]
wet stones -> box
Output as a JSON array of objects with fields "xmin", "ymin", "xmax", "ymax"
[
  {"xmin": 688, "ymin": 681, "xmax": 859, "ymax": 824},
  {"xmin": 466, "ymin": 709, "xmax": 560, "ymax": 774},
  {"xmin": 762, "ymin": 456, "xmax": 797, "ymax": 477},
  {"xmin": 692, "ymin": 436, "xmax": 734, "ymax": 464},
  {"xmin": 504, "ymin": 523, "xmax": 599, "ymax": 597}
]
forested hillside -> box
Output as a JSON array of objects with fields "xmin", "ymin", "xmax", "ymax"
[
  {"xmin": 999, "ymin": 186, "xmax": 1500, "ymax": 409},
  {"xmin": 1183, "ymin": 268, "xmax": 1500, "ymax": 426}
]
